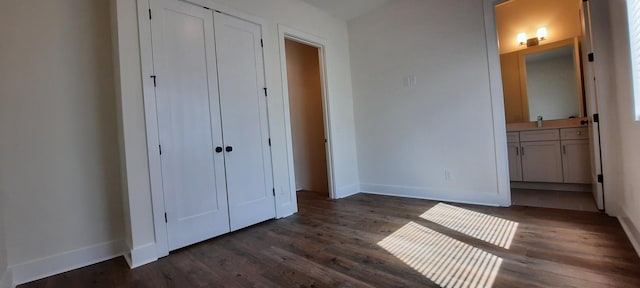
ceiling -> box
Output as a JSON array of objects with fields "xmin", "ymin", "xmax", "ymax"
[{"xmin": 300, "ymin": 0, "xmax": 393, "ymax": 21}]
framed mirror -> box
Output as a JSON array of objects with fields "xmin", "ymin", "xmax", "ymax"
[
  {"xmin": 519, "ymin": 38, "xmax": 584, "ymax": 122},
  {"xmin": 501, "ymin": 38, "xmax": 585, "ymax": 123}
]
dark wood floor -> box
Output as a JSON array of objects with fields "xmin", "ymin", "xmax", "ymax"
[{"xmin": 20, "ymin": 191, "xmax": 640, "ymax": 288}]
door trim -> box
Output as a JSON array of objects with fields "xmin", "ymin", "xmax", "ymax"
[{"xmin": 278, "ymin": 25, "xmax": 337, "ymax": 205}]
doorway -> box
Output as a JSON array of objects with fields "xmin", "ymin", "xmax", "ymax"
[
  {"xmin": 283, "ymin": 39, "xmax": 330, "ymax": 198},
  {"xmin": 493, "ymin": 0, "xmax": 603, "ymax": 212}
]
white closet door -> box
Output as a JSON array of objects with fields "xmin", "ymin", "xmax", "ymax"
[
  {"xmin": 150, "ymin": 0, "xmax": 229, "ymax": 251},
  {"xmin": 213, "ymin": 12, "xmax": 276, "ymax": 231}
]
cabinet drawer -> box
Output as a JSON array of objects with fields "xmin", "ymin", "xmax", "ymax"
[
  {"xmin": 520, "ymin": 129, "xmax": 560, "ymax": 142},
  {"xmin": 507, "ymin": 132, "xmax": 520, "ymax": 143},
  {"xmin": 560, "ymin": 127, "xmax": 589, "ymax": 140}
]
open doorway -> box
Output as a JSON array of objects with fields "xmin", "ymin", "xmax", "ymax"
[
  {"xmin": 283, "ymin": 38, "xmax": 330, "ymax": 198},
  {"xmin": 494, "ymin": 0, "xmax": 603, "ymax": 212}
]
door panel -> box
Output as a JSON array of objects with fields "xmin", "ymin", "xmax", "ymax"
[
  {"xmin": 521, "ymin": 141, "xmax": 563, "ymax": 183},
  {"xmin": 562, "ymin": 140, "xmax": 592, "ymax": 184},
  {"xmin": 151, "ymin": 0, "xmax": 229, "ymax": 251},
  {"xmin": 213, "ymin": 12, "xmax": 276, "ymax": 231},
  {"xmin": 507, "ymin": 142, "xmax": 523, "ymax": 182}
]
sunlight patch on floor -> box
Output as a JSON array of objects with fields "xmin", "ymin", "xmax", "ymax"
[
  {"xmin": 378, "ymin": 221, "xmax": 503, "ymax": 288},
  {"xmin": 420, "ymin": 203, "xmax": 519, "ymax": 249}
]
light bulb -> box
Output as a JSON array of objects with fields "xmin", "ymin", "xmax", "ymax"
[
  {"xmin": 517, "ymin": 33, "xmax": 527, "ymax": 45},
  {"xmin": 537, "ymin": 27, "xmax": 548, "ymax": 40}
]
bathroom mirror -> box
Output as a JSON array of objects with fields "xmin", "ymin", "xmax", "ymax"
[{"xmin": 519, "ymin": 38, "xmax": 585, "ymax": 122}]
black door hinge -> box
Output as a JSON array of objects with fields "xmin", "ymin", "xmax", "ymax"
[
  {"xmin": 588, "ymin": 53, "xmax": 595, "ymax": 62},
  {"xmin": 159, "ymin": 145, "xmax": 162, "ymax": 155},
  {"xmin": 593, "ymin": 113, "xmax": 600, "ymax": 123},
  {"xmin": 263, "ymin": 87, "xmax": 268, "ymax": 97},
  {"xmin": 148, "ymin": 9, "xmax": 152, "ymax": 20},
  {"xmin": 268, "ymin": 138, "xmax": 271, "ymax": 146},
  {"xmin": 261, "ymin": 39, "xmax": 264, "ymax": 47},
  {"xmin": 597, "ymin": 174, "xmax": 604, "ymax": 183},
  {"xmin": 272, "ymin": 188, "xmax": 276, "ymax": 196},
  {"xmin": 151, "ymin": 75, "xmax": 157, "ymax": 87},
  {"xmin": 164, "ymin": 213, "xmax": 168, "ymax": 223}
]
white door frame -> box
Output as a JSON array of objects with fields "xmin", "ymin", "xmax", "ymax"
[
  {"xmin": 482, "ymin": 0, "xmax": 512, "ymax": 207},
  {"xmin": 278, "ymin": 25, "xmax": 337, "ymax": 201},
  {"xmin": 137, "ymin": 0, "xmax": 275, "ymax": 259}
]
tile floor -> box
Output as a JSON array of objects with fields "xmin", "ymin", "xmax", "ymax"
[{"xmin": 511, "ymin": 188, "xmax": 599, "ymax": 212}]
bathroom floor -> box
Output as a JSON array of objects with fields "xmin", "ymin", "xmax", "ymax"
[{"xmin": 511, "ymin": 188, "xmax": 599, "ymax": 212}]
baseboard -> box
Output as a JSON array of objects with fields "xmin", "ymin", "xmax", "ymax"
[
  {"xmin": 10, "ymin": 240, "xmax": 126, "ymax": 286},
  {"xmin": 123, "ymin": 242, "xmax": 158, "ymax": 269},
  {"xmin": 360, "ymin": 183, "xmax": 502, "ymax": 207},
  {"xmin": 336, "ymin": 184, "xmax": 360, "ymax": 199},
  {"xmin": 0, "ymin": 268, "xmax": 13, "ymax": 288},
  {"xmin": 618, "ymin": 210, "xmax": 640, "ymax": 258},
  {"xmin": 510, "ymin": 182, "xmax": 592, "ymax": 192}
]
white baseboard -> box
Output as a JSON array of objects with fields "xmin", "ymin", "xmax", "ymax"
[
  {"xmin": 336, "ymin": 184, "xmax": 360, "ymax": 199},
  {"xmin": 10, "ymin": 240, "xmax": 126, "ymax": 286},
  {"xmin": 123, "ymin": 243, "xmax": 158, "ymax": 269},
  {"xmin": 618, "ymin": 210, "xmax": 640, "ymax": 258},
  {"xmin": 510, "ymin": 182, "xmax": 592, "ymax": 192},
  {"xmin": 0, "ymin": 268, "xmax": 13, "ymax": 288},
  {"xmin": 360, "ymin": 184, "xmax": 502, "ymax": 207}
]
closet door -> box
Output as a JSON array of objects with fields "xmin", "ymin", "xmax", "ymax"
[
  {"xmin": 213, "ymin": 12, "xmax": 276, "ymax": 231},
  {"xmin": 150, "ymin": 0, "xmax": 229, "ymax": 251}
]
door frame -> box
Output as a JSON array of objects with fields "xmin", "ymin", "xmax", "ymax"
[
  {"xmin": 137, "ymin": 0, "xmax": 274, "ymax": 259},
  {"xmin": 277, "ymin": 25, "xmax": 337, "ymax": 202},
  {"xmin": 483, "ymin": 0, "xmax": 608, "ymax": 210}
]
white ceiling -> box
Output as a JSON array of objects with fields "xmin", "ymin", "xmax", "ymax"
[{"xmin": 300, "ymin": 0, "xmax": 393, "ymax": 21}]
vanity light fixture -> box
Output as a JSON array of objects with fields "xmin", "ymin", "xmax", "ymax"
[{"xmin": 518, "ymin": 27, "xmax": 548, "ymax": 47}]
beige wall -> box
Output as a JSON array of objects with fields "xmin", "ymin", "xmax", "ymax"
[
  {"xmin": 0, "ymin": 0, "xmax": 123, "ymax": 272},
  {"xmin": 500, "ymin": 51, "xmax": 525, "ymax": 123},
  {"xmin": 285, "ymin": 40, "xmax": 329, "ymax": 193},
  {"xmin": 496, "ymin": 0, "xmax": 582, "ymax": 54}
]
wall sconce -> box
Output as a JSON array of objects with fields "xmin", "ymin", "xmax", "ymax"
[{"xmin": 518, "ymin": 27, "xmax": 548, "ymax": 47}]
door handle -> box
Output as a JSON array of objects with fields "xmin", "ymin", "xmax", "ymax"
[
  {"xmin": 225, "ymin": 146, "xmax": 233, "ymax": 152},
  {"xmin": 215, "ymin": 147, "xmax": 223, "ymax": 153},
  {"xmin": 521, "ymin": 147, "xmax": 525, "ymax": 156},
  {"xmin": 516, "ymin": 147, "xmax": 519, "ymax": 156}
]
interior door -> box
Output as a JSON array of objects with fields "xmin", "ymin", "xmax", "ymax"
[
  {"xmin": 580, "ymin": 0, "xmax": 605, "ymax": 210},
  {"xmin": 150, "ymin": 0, "xmax": 230, "ymax": 251},
  {"xmin": 213, "ymin": 12, "xmax": 276, "ymax": 231}
]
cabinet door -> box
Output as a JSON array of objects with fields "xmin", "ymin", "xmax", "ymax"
[
  {"xmin": 150, "ymin": 0, "xmax": 230, "ymax": 251},
  {"xmin": 214, "ymin": 12, "xmax": 276, "ymax": 231},
  {"xmin": 507, "ymin": 142, "xmax": 523, "ymax": 181},
  {"xmin": 521, "ymin": 141, "xmax": 563, "ymax": 183},
  {"xmin": 562, "ymin": 140, "xmax": 591, "ymax": 184}
]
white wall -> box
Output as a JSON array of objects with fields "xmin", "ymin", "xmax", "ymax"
[
  {"xmin": 606, "ymin": 0, "xmax": 640, "ymax": 253},
  {"xmin": 350, "ymin": 0, "xmax": 506, "ymax": 206},
  {"xmin": 0, "ymin": 0, "xmax": 125, "ymax": 284},
  {"xmin": 114, "ymin": 0, "xmax": 360, "ymax": 265},
  {"xmin": 285, "ymin": 40, "xmax": 329, "ymax": 193},
  {"xmin": 496, "ymin": 0, "xmax": 582, "ymax": 54}
]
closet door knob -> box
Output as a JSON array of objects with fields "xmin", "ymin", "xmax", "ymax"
[
  {"xmin": 215, "ymin": 147, "xmax": 223, "ymax": 153},
  {"xmin": 225, "ymin": 146, "xmax": 233, "ymax": 152}
]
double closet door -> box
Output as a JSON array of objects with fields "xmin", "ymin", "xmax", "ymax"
[{"xmin": 150, "ymin": 0, "xmax": 275, "ymax": 251}]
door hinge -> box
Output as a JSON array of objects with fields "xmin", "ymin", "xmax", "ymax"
[
  {"xmin": 588, "ymin": 53, "xmax": 595, "ymax": 62},
  {"xmin": 148, "ymin": 9, "xmax": 152, "ymax": 20},
  {"xmin": 593, "ymin": 113, "xmax": 600, "ymax": 123},
  {"xmin": 164, "ymin": 212, "xmax": 168, "ymax": 223},
  {"xmin": 597, "ymin": 174, "xmax": 604, "ymax": 183},
  {"xmin": 261, "ymin": 39, "xmax": 264, "ymax": 47},
  {"xmin": 272, "ymin": 188, "xmax": 276, "ymax": 196},
  {"xmin": 268, "ymin": 138, "xmax": 271, "ymax": 146},
  {"xmin": 263, "ymin": 87, "xmax": 268, "ymax": 97},
  {"xmin": 159, "ymin": 145, "xmax": 162, "ymax": 155},
  {"xmin": 150, "ymin": 75, "xmax": 157, "ymax": 87}
]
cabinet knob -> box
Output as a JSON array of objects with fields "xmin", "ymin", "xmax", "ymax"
[
  {"xmin": 226, "ymin": 146, "xmax": 233, "ymax": 152},
  {"xmin": 215, "ymin": 147, "xmax": 223, "ymax": 153}
]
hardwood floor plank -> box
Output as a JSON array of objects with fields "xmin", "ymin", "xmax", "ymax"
[{"xmin": 18, "ymin": 191, "xmax": 640, "ymax": 288}]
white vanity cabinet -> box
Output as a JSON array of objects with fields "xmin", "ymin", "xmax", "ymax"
[
  {"xmin": 560, "ymin": 128, "xmax": 591, "ymax": 184},
  {"xmin": 519, "ymin": 130, "xmax": 563, "ymax": 183},
  {"xmin": 507, "ymin": 127, "xmax": 591, "ymax": 184}
]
